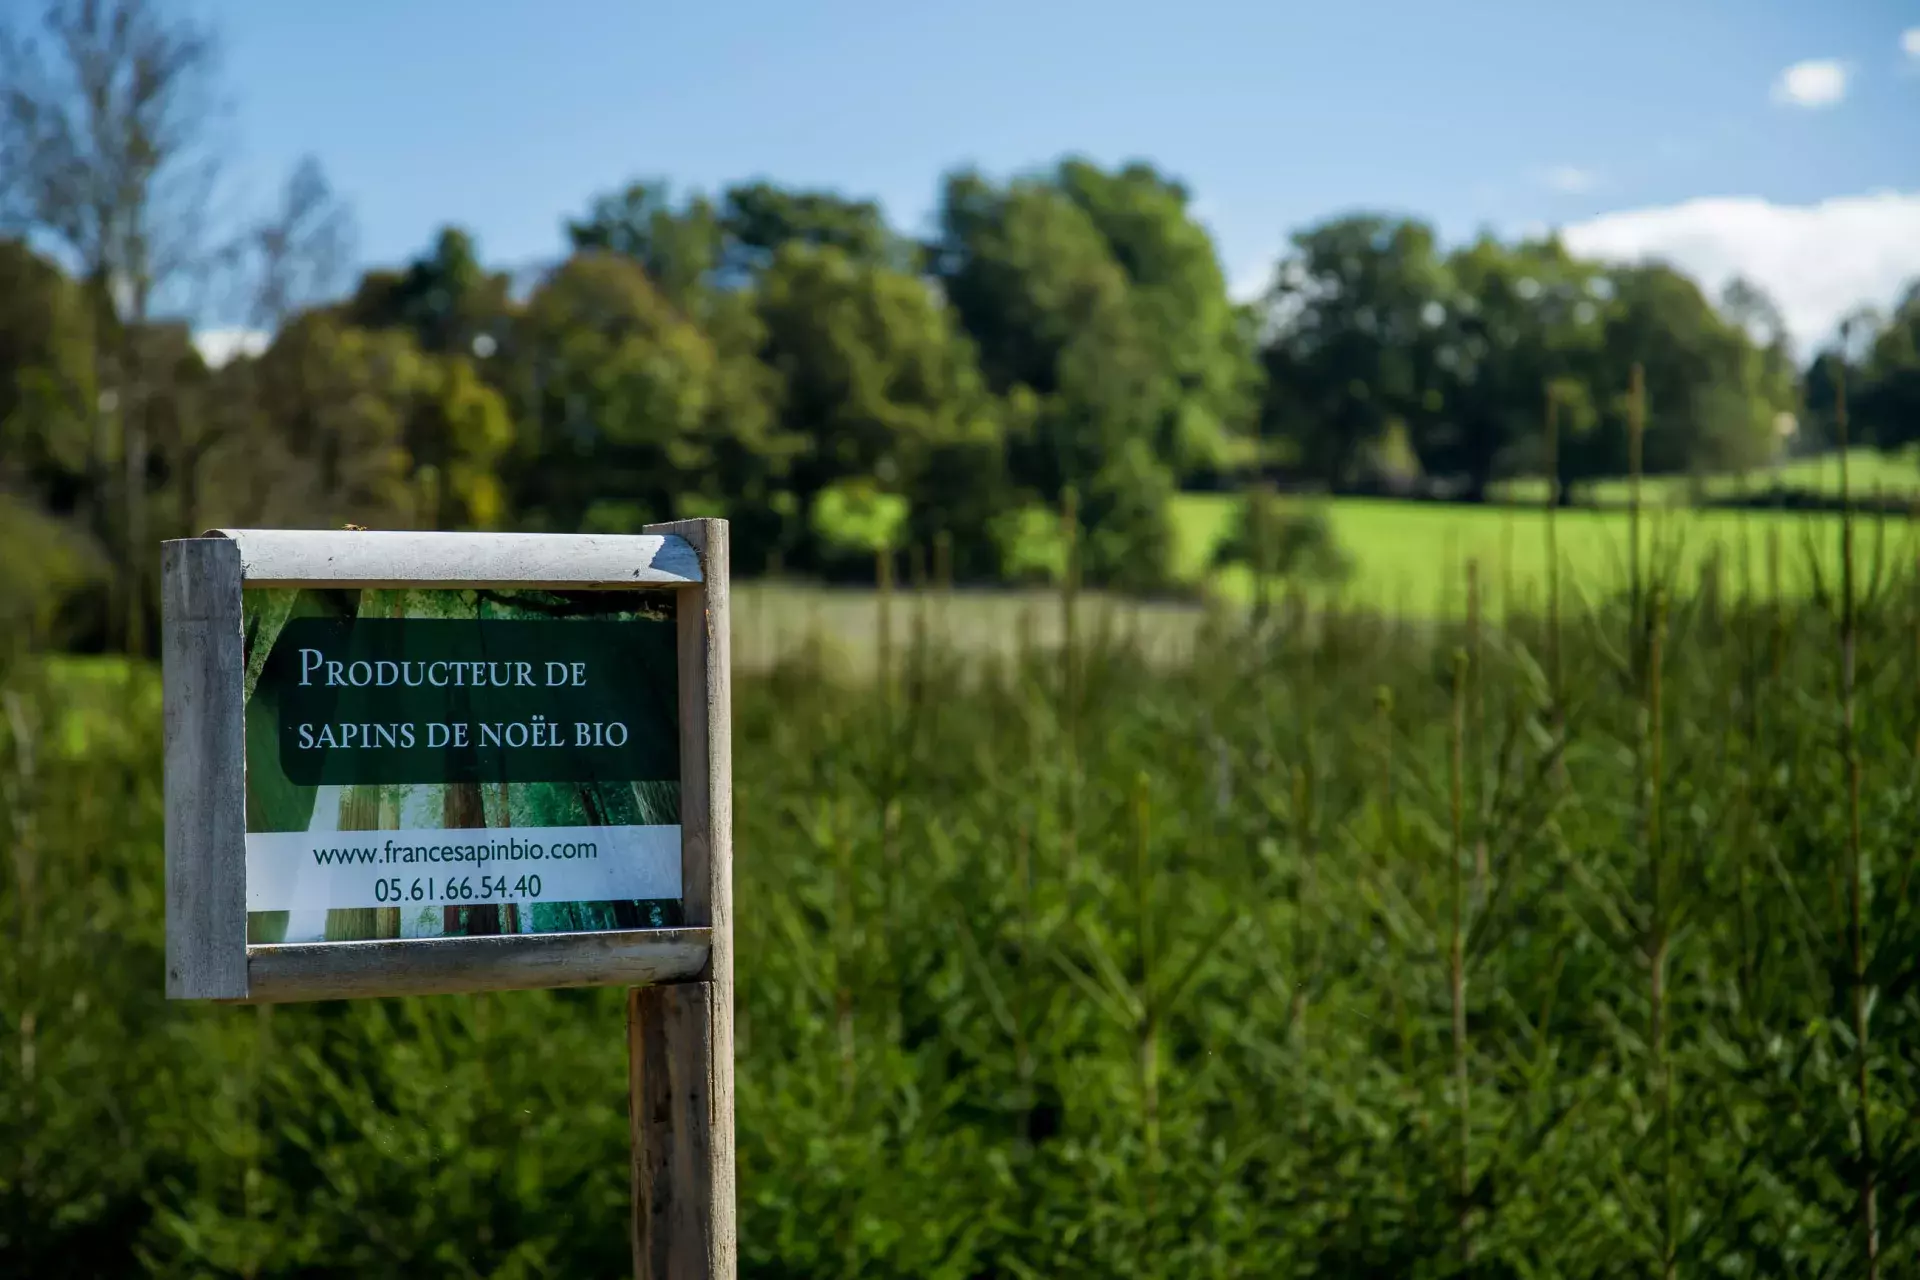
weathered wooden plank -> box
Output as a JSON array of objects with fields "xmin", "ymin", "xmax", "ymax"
[
  {"xmin": 631, "ymin": 981, "xmax": 729, "ymax": 1279},
  {"xmin": 209, "ymin": 529, "xmax": 703, "ymax": 589},
  {"xmin": 163, "ymin": 537, "xmax": 249, "ymax": 1000},
  {"xmin": 239, "ymin": 927, "xmax": 711, "ymax": 1003},
  {"xmin": 640, "ymin": 517, "xmax": 736, "ymax": 1278},
  {"xmin": 643, "ymin": 520, "xmax": 732, "ymax": 954}
]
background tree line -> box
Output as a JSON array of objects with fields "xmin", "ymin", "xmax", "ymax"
[{"xmin": 5, "ymin": 0, "xmax": 1920, "ymax": 656}]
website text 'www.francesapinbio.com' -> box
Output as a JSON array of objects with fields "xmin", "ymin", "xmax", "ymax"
[{"xmin": 243, "ymin": 824, "xmax": 681, "ymax": 914}]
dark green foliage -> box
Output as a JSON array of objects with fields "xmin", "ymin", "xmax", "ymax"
[
  {"xmin": 752, "ymin": 241, "xmax": 1008, "ymax": 579},
  {"xmin": 7, "ymin": 554, "xmax": 1920, "ymax": 1275},
  {"xmin": 1810, "ymin": 285, "xmax": 1920, "ymax": 453},
  {"xmin": 344, "ymin": 228, "xmax": 514, "ymax": 359},
  {"xmin": 566, "ymin": 180, "xmax": 725, "ymax": 307},
  {"xmin": 1257, "ymin": 216, "xmax": 1452, "ymax": 489},
  {"xmin": 1255, "ymin": 219, "xmax": 1800, "ymax": 497},
  {"xmin": 720, "ymin": 182, "xmax": 908, "ymax": 277},
  {"xmin": 930, "ymin": 161, "xmax": 1256, "ymax": 585},
  {"xmin": 1209, "ymin": 492, "xmax": 1350, "ymax": 585}
]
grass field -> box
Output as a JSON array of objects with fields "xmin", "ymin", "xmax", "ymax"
[
  {"xmin": 732, "ymin": 490, "xmax": 1907, "ymax": 664},
  {"xmin": 1170, "ymin": 490, "xmax": 1911, "ymax": 616},
  {"xmin": 1490, "ymin": 446, "xmax": 1920, "ymax": 507},
  {"xmin": 731, "ymin": 581, "xmax": 1210, "ymax": 671}
]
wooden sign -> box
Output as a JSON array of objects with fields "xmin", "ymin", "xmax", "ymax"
[{"xmin": 163, "ymin": 520, "xmax": 736, "ymax": 1275}]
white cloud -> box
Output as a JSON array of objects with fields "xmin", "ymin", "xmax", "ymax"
[
  {"xmin": 1563, "ymin": 191, "xmax": 1920, "ymax": 354},
  {"xmin": 193, "ymin": 327, "xmax": 270, "ymax": 368},
  {"xmin": 1539, "ymin": 165, "xmax": 1597, "ymax": 195},
  {"xmin": 1772, "ymin": 58, "xmax": 1848, "ymax": 107},
  {"xmin": 1904, "ymin": 28, "xmax": 1920, "ymax": 61}
]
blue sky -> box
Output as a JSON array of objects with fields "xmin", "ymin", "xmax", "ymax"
[{"xmin": 203, "ymin": 0, "xmax": 1919, "ymax": 350}]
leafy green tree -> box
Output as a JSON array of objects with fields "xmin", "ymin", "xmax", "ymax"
[
  {"xmin": 1256, "ymin": 216, "xmax": 1451, "ymax": 489},
  {"xmin": 562, "ymin": 164, "xmax": 1245, "ymax": 584},
  {"xmin": 720, "ymin": 181, "xmax": 905, "ymax": 274},
  {"xmin": 1848, "ymin": 283, "xmax": 1920, "ymax": 450},
  {"xmin": 0, "ymin": 239, "xmax": 96, "ymax": 514},
  {"xmin": 1800, "ymin": 306, "xmax": 1881, "ymax": 456},
  {"xmin": 242, "ymin": 314, "xmax": 511, "ymax": 529},
  {"xmin": 0, "ymin": 0, "xmax": 231, "ymax": 651},
  {"xmin": 932, "ymin": 167, "xmax": 1177, "ymax": 585},
  {"xmin": 0, "ymin": 241, "xmax": 237, "ymax": 644},
  {"xmin": 248, "ymin": 315, "xmax": 416, "ymax": 523},
  {"xmin": 1053, "ymin": 159, "xmax": 1260, "ymax": 478},
  {"xmin": 568, "ymin": 178, "xmax": 902, "ymax": 304},
  {"xmin": 345, "ymin": 226, "xmax": 512, "ymax": 361},
  {"xmin": 756, "ymin": 242, "xmax": 1006, "ymax": 576},
  {"xmin": 1263, "ymin": 221, "xmax": 1793, "ymax": 497},
  {"xmin": 409, "ymin": 351, "xmax": 514, "ymax": 528},
  {"xmin": 1583, "ymin": 263, "xmax": 1791, "ymax": 481},
  {"xmin": 1425, "ymin": 235, "xmax": 1607, "ymax": 498},
  {"xmin": 565, "ymin": 180, "xmax": 722, "ymax": 308},
  {"xmin": 512, "ymin": 250, "xmax": 790, "ymax": 539},
  {"xmin": 0, "ymin": 241, "xmax": 102, "ymax": 644}
]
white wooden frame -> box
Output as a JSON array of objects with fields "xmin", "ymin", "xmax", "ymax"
[{"xmin": 162, "ymin": 523, "xmax": 732, "ymax": 1005}]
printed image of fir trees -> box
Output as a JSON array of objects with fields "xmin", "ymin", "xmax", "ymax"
[{"xmin": 242, "ymin": 585, "xmax": 680, "ymax": 944}]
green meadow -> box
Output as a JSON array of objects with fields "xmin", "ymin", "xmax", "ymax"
[
  {"xmin": 1521, "ymin": 445, "xmax": 1920, "ymax": 507},
  {"xmin": 1170, "ymin": 492, "xmax": 1897, "ymax": 616},
  {"xmin": 723, "ymin": 486, "xmax": 1907, "ymax": 669}
]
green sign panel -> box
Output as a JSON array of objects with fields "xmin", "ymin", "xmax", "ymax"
[
  {"xmin": 241, "ymin": 586, "xmax": 682, "ymax": 945},
  {"xmin": 264, "ymin": 617, "xmax": 676, "ymax": 786}
]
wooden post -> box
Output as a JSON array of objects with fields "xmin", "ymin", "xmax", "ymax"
[
  {"xmin": 163, "ymin": 536, "xmax": 248, "ymax": 1000},
  {"xmin": 634, "ymin": 519, "xmax": 735, "ymax": 1278},
  {"xmin": 629, "ymin": 983, "xmax": 725, "ymax": 1277}
]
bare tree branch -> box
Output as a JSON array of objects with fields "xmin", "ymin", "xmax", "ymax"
[
  {"xmin": 0, "ymin": 0, "xmax": 223, "ymax": 322},
  {"xmin": 244, "ymin": 155, "xmax": 355, "ymax": 331}
]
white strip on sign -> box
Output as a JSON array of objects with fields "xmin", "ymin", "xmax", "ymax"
[{"xmin": 245, "ymin": 824, "xmax": 682, "ymax": 913}]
